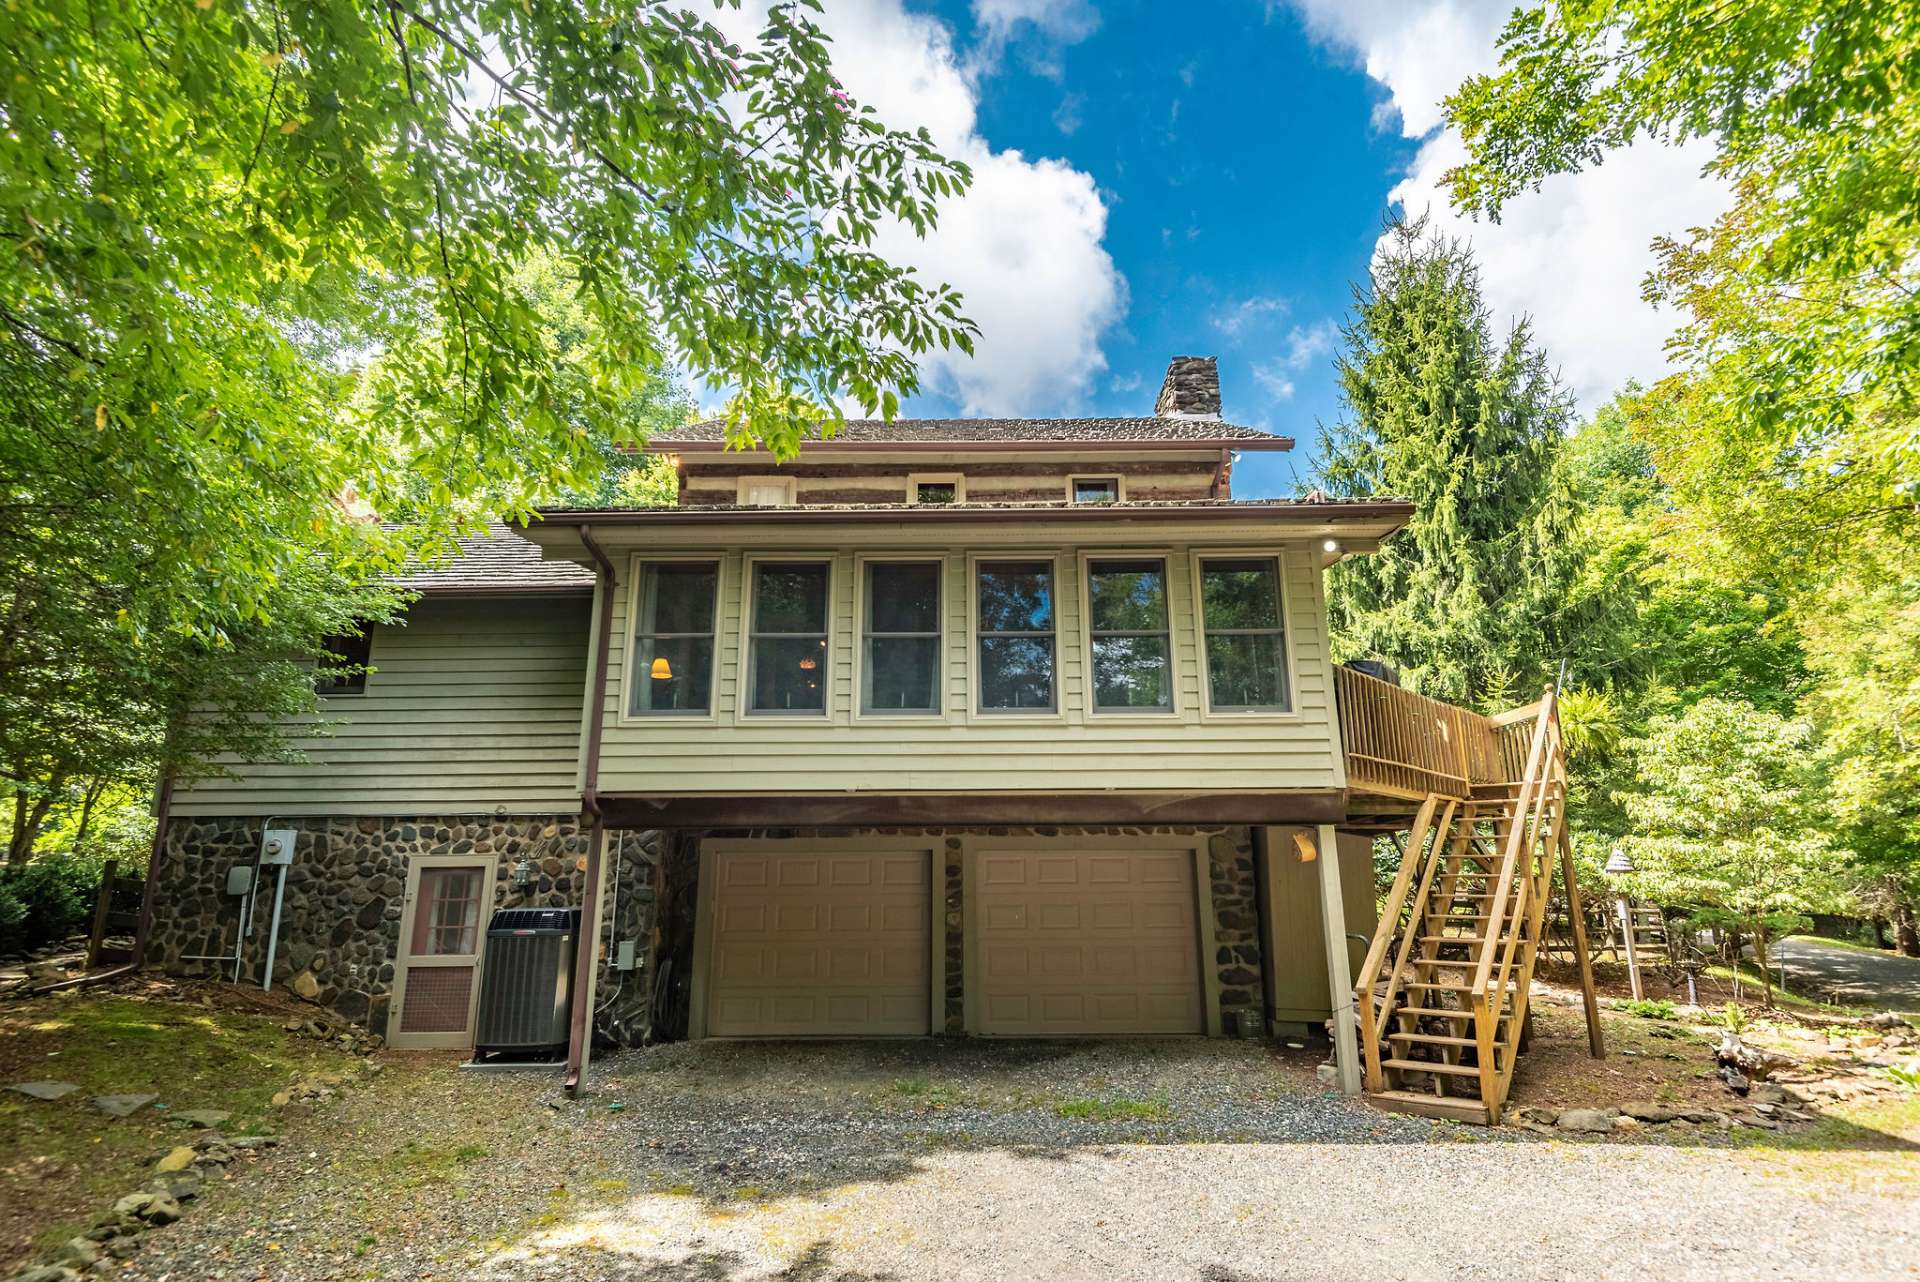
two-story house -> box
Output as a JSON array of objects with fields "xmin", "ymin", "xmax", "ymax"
[{"xmin": 146, "ymin": 357, "xmax": 1596, "ymax": 1124}]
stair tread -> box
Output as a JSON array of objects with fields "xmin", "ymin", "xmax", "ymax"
[
  {"xmin": 1366, "ymin": 1091, "xmax": 1491, "ymax": 1125},
  {"xmin": 1382, "ymin": 1057, "xmax": 1483, "ymax": 1077},
  {"xmin": 1388, "ymin": 1031, "xmax": 1507, "ymax": 1048}
]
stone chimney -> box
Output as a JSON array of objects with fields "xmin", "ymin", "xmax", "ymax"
[{"xmin": 1154, "ymin": 356, "xmax": 1221, "ymax": 419}]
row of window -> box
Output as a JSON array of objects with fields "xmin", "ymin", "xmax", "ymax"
[
  {"xmin": 630, "ymin": 554, "xmax": 1293, "ymax": 719},
  {"xmin": 735, "ymin": 474, "xmax": 1125, "ymax": 507}
]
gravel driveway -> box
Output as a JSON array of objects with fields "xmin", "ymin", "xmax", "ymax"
[
  {"xmin": 117, "ymin": 1039, "xmax": 1920, "ymax": 1282},
  {"xmin": 1774, "ymin": 937, "xmax": 1920, "ymax": 1013}
]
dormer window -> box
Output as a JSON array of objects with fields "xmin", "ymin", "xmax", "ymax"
[
  {"xmin": 910, "ymin": 473, "xmax": 965, "ymax": 505},
  {"xmin": 1070, "ymin": 476, "xmax": 1122, "ymax": 505},
  {"xmin": 737, "ymin": 476, "xmax": 796, "ymax": 506}
]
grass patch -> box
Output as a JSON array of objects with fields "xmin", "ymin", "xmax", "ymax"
[
  {"xmin": 1052, "ymin": 1095, "xmax": 1170, "ymax": 1122},
  {"xmin": 1788, "ymin": 936, "xmax": 1897, "ymax": 957},
  {"xmin": 890, "ymin": 1076, "xmax": 959, "ymax": 1109},
  {"xmin": 1701, "ymin": 962, "xmax": 1878, "ymax": 1017},
  {"xmin": 0, "ymin": 989, "xmax": 362, "ymax": 1268}
]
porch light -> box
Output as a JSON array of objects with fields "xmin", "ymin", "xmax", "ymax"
[
  {"xmin": 1323, "ymin": 539, "xmax": 1340, "ymax": 553},
  {"xmin": 650, "ymin": 656, "xmax": 673, "ymax": 680}
]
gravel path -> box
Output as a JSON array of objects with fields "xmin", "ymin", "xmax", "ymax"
[
  {"xmin": 1775, "ymin": 937, "xmax": 1920, "ymax": 1013},
  {"xmin": 116, "ymin": 1040, "xmax": 1920, "ymax": 1282}
]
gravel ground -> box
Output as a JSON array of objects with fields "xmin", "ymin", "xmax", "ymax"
[{"xmin": 114, "ymin": 1039, "xmax": 1920, "ymax": 1282}]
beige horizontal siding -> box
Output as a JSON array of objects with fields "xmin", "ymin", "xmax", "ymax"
[
  {"xmin": 171, "ymin": 597, "xmax": 590, "ymax": 817},
  {"xmin": 598, "ymin": 538, "xmax": 1343, "ymax": 795}
]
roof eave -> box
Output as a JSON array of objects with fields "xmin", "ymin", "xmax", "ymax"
[
  {"xmin": 520, "ymin": 501, "xmax": 1412, "ymax": 528},
  {"xmin": 643, "ymin": 436, "xmax": 1294, "ymax": 456}
]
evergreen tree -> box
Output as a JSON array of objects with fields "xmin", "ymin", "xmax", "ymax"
[{"xmin": 1311, "ymin": 216, "xmax": 1578, "ymax": 708}]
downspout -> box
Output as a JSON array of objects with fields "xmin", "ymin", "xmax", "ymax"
[{"xmin": 565, "ymin": 525, "xmax": 618, "ymax": 1094}]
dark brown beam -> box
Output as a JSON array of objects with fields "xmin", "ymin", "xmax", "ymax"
[{"xmin": 600, "ymin": 790, "xmax": 1349, "ymax": 829}]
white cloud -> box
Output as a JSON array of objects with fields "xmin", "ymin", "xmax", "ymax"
[
  {"xmin": 1283, "ymin": 319, "xmax": 1339, "ymax": 370},
  {"xmin": 1252, "ymin": 363, "xmax": 1297, "ymax": 402},
  {"xmin": 1211, "ymin": 295, "xmax": 1290, "ymax": 340},
  {"xmin": 715, "ymin": 1, "xmax": 1123, "ymax": 415},
  {"xmin": 1281, "ymin": 0, "xmax": 1728, "ymax": 409}
]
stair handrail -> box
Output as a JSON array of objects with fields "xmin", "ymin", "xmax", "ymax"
[
  {"xmin": 1470, "ymin": 686, "xmax": 1557, "ymax": 1007},
  {"xmin": 1486, "ymin": 713, "xmax": 1560, "ymax": 1008},
  {"xmin": 1352, "ymin": 795, "xmax": 1451, "ymax": 1092}
]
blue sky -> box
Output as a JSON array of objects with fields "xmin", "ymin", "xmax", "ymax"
[
  {"xmin": 714, "ymin": 2, "xmax": 1726, "ymax": 501},
  {"xmin": 903, "ymin": 1, "xmax": 1420, "ymax": 498}
]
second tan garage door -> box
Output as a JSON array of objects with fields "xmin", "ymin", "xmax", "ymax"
[
  {"xmin": 702, "ymin": 844, "xmax": 932, "ymax": 1037},
  {"xmin": 972, "ymin": 844, "xmax": 1204, "ymax": 1035}
]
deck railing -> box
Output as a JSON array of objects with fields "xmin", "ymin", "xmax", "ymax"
[{"xmin": 1333, "ymin": 666, "xmax": 1502, "ymax": 801}]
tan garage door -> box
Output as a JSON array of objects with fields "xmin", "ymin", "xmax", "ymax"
[
  {"xmin": 973, "ymin": 845, "xmax": 1203, "ymax": 1035},
  {"xmin": 704, "ymin": 845, "xmax": 931, "ymax": 1037}
]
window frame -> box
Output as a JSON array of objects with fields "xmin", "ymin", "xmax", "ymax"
[
  {"xmin": 967, "ymin": 551, "xmax": 1067, "ymax": 721},
  {"xmin": 735, "ymin": 475, "xmax": 797, "ymax": 507},
  {"xmin": 623, "ymin": 555, "xmax": 725, "ymax": 722},
  {"xmin": 853, "ymin": 553, "xmax": 949, "ymax": 722},
  {"xmin": 314, "ymin": 626, "xmax": 373, "ymax": 697},
  {"xmin": 1077, "ymin": 552, "xmax": 1179, "ymax": 718},
  {"xmin": 907, "ymin": 472, "xmax": 967, "ymax": 506},
  {"xmin": 1187, "ymin": 548, "xmax": 1301, "ymax": 720},
  {"xmin": 738, "ymin": 554, "xmax": 835, "ymax": 719},
  {"xmin": 1066, "ymin": 474, "xmax": 1125, "ymax": 505}
]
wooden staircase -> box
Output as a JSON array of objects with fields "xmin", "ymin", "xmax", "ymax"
[{"xmin": 1350, "ymin": 688, "xmax": 1593, "ymax": 1125}]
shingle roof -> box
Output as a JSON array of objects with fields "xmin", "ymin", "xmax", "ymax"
[
  {"xmin": 648, "ymin": 416, "xmax": 1288, "ymax": 448},
  {"xmin": 394, "ymin": 525, "xmax": 594, "ymax": 594}
]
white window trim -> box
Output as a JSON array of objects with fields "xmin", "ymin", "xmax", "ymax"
[
  {"xmin": 1187, "ymin": 547, "xmax": 1303, "ymax": 722},
  {"xmin": 1066, "ymin": 474, "xmax": 1126, "ymax": 504},
  {"xmin": 966, "ymin": 550, "xmax": 1068, "ymax": 722},
  {"xmin": 852, "ymin": 553, "xmax": 949, "ymax": 723},
  {"xmin": 737, "ymin": 554, "xmax": 835, "ymax": 719},
  {"xmin": 620, "ymin": 553, "xmax": 725, "ymax": 725},
  {"xmin": 735, "ymin": 475, "xmax": 797, "ymax": 506},
  {"xmin": 907, "ymin": 472, "xmax": 967, "ymax": 505},
  {"xmin": 1076, "ymin": 550, "xmax": 1180, "ymax": 719}
]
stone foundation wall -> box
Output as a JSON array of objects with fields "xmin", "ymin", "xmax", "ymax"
[
  {"xmin": 672, "ymin": 824, "xmax": 1265, "ymax": 1038},
  {"xmin": 150, "ymin": 815, "xmax": 660, "ymax": 1046}
]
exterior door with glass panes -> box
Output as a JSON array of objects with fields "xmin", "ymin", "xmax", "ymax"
[{"xmin": 388, "ymin": 856, "xmax": 494, "ymax": 1049}]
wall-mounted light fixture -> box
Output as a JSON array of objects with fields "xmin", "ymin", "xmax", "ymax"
[
  {"xmin": 512, "ymin": 857, "xmax": 536, "ymax": 889},
  {"xmin": 1292, "ymin": 830, "xmax": 1318, "ymax": 863}
]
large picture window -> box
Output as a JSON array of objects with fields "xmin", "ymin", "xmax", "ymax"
[
  {"xmin": 976, "ymin": 560, "xmax": 1057, "ymax": 712},
  {"xmin": 1197, "ymin": 557, "xmax": 1290, "ymax": 711},
  {"xmin": 748, "ymin": 561, "xmax": 830, "ymax": 714},
  {"xmin": 862, "ymin": 561, "xmax": 941, "ymax": 714},
  {"xmin": 1086, "ymin": 559, "xmax": 1173, "ymax": 712},
  {"xmin": 630, "ymin": 562, "xmax": 719, "ymax": 715}
]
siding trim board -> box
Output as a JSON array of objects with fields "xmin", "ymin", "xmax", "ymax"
[{"xmin": 599, "ymin": 790, "xmax": 1348, "ymax": 828}]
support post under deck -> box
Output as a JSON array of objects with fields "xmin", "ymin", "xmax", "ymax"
[{"xmin": 1314, "ymin": 822, "xmax": 1363, "ymax": 1095}]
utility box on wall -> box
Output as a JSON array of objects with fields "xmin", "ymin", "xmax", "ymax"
[{"xmin": 1258, "ymin": 827, "xmax": 1379, "ymax": 1035}]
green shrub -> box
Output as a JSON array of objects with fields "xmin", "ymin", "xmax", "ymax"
[
  {"xmin": 0, "ymin": 852, "xmax": 108, "ymax": 956},
  {"xmin": 1619, "ymin": 998, "xmax": 1678, "ymax": 1019}
]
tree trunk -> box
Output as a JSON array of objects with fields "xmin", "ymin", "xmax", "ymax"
[
  {"xmin": 6, "ymin": 790, "xmax": 25, "ymax": 865},
  {"xmin": 1897, "ymin": 902, "xmax": 1920, "ymax": 959},
  {"xmin": 1753, "ymin": 922, "xmax": 1773, "ymax": 1008},
  {"xmin": 74, "ymin": 778, "xmax": 107, "ymax": 850}
]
